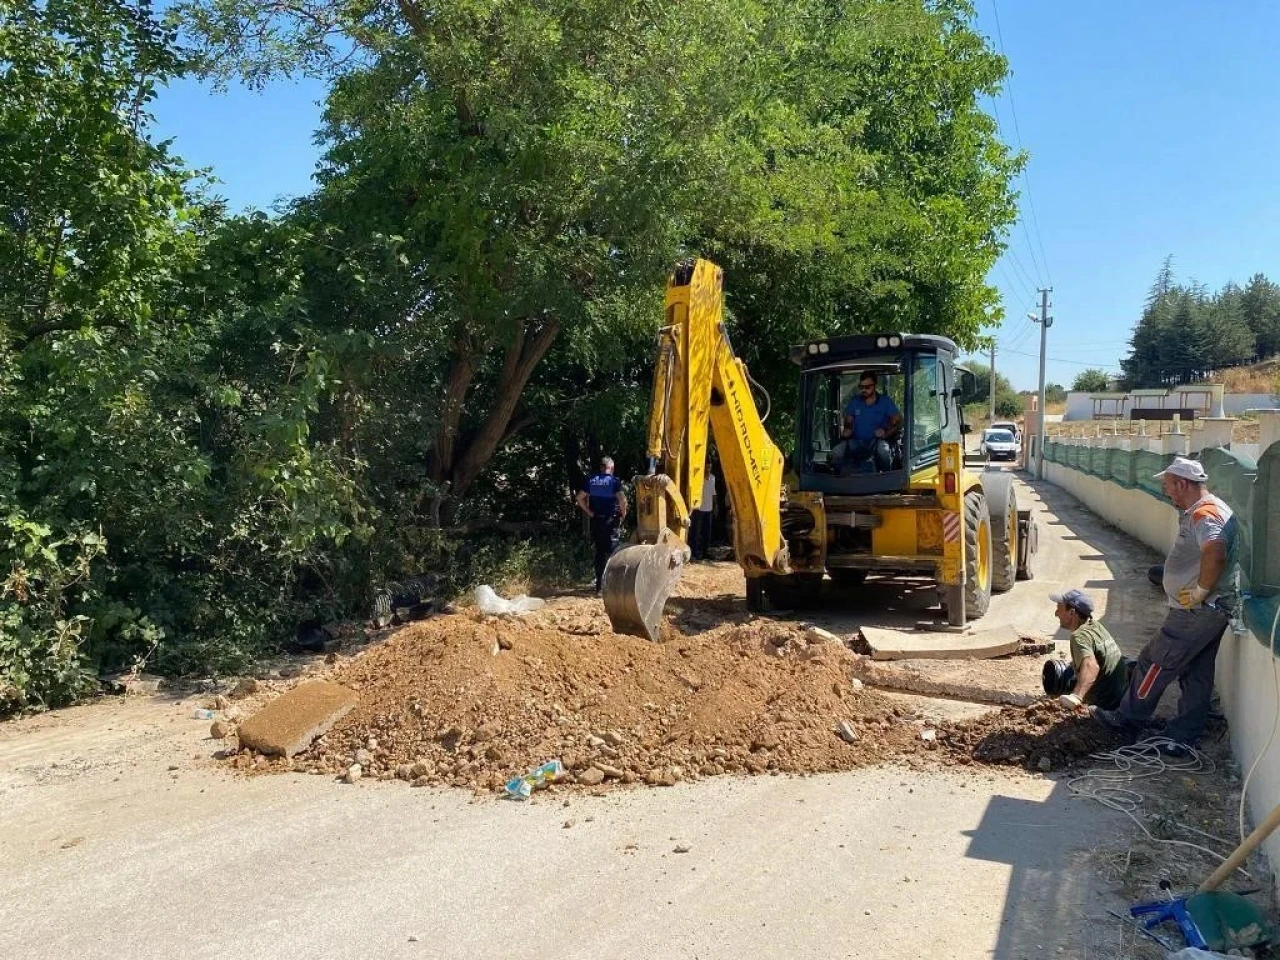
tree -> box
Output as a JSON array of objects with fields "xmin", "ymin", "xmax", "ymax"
[
  {"xmin": 1044, "ymin": 383, "xmax": 1067, "ymax": 404},
  {"xmin": 178, "ymin": 0, "xmax": 1022, "ymax": 521},
  {"xmin": 1072, "ymin": 369, "xmax": 1111, "ymax": 392},
  {"xmin": 1124, "ymin": 262, "xmax": 1259, "ymax": 387},
  {"xmin": 962, "ymin": 362, "xmax": 1021, "ymax": 417},
  {"xmin": 0, "ymin": 0, "xmax": 377, "ymax": 709},
  {"xmin": 1241, "ymin": 273, "xmax": 1280, "ymax": 360}
]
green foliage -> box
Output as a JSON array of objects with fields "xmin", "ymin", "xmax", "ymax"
[
  {"xmin": 1123, "ymin": 261, "xmax": 1270, "ymax": 387},
  {"xmin": 1072, "ymin": 369, "xmax": 1111, "ymax": 392},
  {"xmin": 0, "ymin": 513, "xmax": 103, "ymax": 710},
  {"xmin": 177, "ymin": 0, "xmax": 1021, "ymax": 521},
  {"xmin": 1044, "ymin": 383, "xmax": 1066, "ymax": 404},
  {"xmin": 961, "ymin": 361, "xmax": 1021, "ymax": 416},
  {"xmin": 1, "ymin": 0, "xmax": 1025, "ymax": 711}
]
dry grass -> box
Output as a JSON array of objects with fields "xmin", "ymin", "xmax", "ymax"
[{"xmin": 1211, "ymin": 356, "xmax": 1280, "ymax": 394}]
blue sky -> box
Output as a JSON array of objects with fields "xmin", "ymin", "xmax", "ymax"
[{"xmin": 151, "ymin": 1, "xmax": 1280, "ymax": 391}]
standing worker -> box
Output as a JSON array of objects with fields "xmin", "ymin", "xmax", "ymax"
[
  {"xmin": 1092, "ymin": 457, "xmax": 1237, "ymax": 749},
  {"xmin": 1042, "ymin": 588, "xmax": 1128, "ymax": 710},
  {"xmin": 576, "ymin": 456, "xmax": 628, "ymax": 594},
  {"xmin": 689, "ymin": 462, "xmax": 716, "ymax": 562}
]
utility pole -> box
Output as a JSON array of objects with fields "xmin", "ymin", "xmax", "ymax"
[
  {"xmin": 1033, "ymin": 288, "xmax": 1053, "ymax": 480},
  {"xmin": 988, "ymin": 338, "xmax": 997, "ymax": 420}
]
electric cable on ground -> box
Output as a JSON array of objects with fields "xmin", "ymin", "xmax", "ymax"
[{"xmin": 1068, "ymin": 737, "xmax": 1251, "ymax": 878}]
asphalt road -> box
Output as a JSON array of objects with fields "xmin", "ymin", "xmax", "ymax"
[{"xmin": 0, "ymin": 472, "xmax": 1170, "ymax": 960}]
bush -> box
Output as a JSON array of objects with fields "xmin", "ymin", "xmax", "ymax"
[{"xmin": 0, "ymin": 513, "xmax": 104, "ymax": 714}]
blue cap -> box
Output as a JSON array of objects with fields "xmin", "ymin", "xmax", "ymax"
[{"xmin": 1050, "ymin": 588, "xmax": 1095, "ymax": 618}]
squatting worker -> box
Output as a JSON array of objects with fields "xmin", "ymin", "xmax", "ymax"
[
  {"xmin": 842, "ymin": 371, "xmax": 902, "ymax": 472},
  {"xmin": 1042, "ymin": 588, "xmax": 1127, "ymax": 711},
  {"xmin": 1092, "ymin": 457, "xmax": 1237, "ymax": 748},
  {"xmin": 576, "ymin": 457, "xmax": 628, "ymax": 594}
]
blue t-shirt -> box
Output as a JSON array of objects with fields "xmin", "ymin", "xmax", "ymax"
[
  {"xmin": 844, "ymin": 393, "xmax": 900, "ymax": 445},
  {"xmin": 582, "ymin": 473, "xmax": 622, "ymax": 519}
]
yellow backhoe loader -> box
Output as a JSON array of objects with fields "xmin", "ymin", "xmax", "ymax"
[{"xmin": 603, "ymin": 258, "xmax": 1037, "ymax": 641}]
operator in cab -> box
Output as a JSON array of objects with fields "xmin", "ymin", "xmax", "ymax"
[{"xmin": 841, "ymin": 370, "xmax": 902, "ymax": 472}]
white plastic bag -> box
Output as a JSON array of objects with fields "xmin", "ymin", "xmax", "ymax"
[{"xmin": 474, "ymin": 584, "xmax": 546, "ymax": 616}]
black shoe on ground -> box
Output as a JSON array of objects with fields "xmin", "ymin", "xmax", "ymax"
[
  {"xmin": 1089, "ymin": 706, "xmax": 1127, "ymax": 731},
  {"xmin": 1157, "ymin": 741, "xmax": 1191, "ymax": 759}
]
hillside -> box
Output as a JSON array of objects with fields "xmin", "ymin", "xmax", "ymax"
[{"xmin": 1212, "ymin": 356, "xmax": 1280, "ymax": 393}]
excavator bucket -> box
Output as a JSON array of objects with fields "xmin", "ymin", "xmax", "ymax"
[{"xmin": 602, "ymin": 540, "xmax": 689, "ymax": 642}]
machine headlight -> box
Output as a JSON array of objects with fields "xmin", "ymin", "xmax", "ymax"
[
  {"xmin": 818, "ymin": 342, "xmax": 829, "ymax": 354},
  {"xmin": 889, "ymin": 336, "xmax": 901, "ymax": 347},
  {"xmin": 876, "ymin": 336, "xmax": 888, "ymax": 348},
  {"xmin": 808, "ymin": 343, "xmax": 819, "ymax": 355}
]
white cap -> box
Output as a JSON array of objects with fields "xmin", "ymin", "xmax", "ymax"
[{"xmin": 1154, "ymin": 456, "xmax": 1208, "ymax": 482}]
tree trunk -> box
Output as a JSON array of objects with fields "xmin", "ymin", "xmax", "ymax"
[
  {"xmin": 449, "ymin": 318, "xmax": 559, "ymax": 500},
  {"xmin": 423, "ymin": 341, "xmax": 478, "ymax": 524},
  {"xmin": 423, "ymin": 318, "xmax": 560, "ymax": 522}
]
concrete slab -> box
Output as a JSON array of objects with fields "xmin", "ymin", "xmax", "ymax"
[
  {"xmin": 861, "ymin": 624, "xmax": 1022, "ymax": 661},
  {"xmin": 236, "ymin": 680, "xmax": 357, "ymax": 758},
  {"xmin": 878, "ymin": 690, "xmax": 1002, "ymax": 723},
  {"xmin": 852, "ymin": 655, "xmax": 1046, "ymax": 707}
]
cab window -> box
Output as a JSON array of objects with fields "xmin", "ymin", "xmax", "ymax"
[{"xmin": 909, "ymin": 353, "xmax": 943, "ymax": 464}]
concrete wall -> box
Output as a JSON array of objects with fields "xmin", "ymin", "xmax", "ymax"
[
  {"xmin": 1042, "ymin": 461, "xmax": 1177, "ymax": 552},
  {"xmin": 1042, "ymin": 445, "xmax": 1280, "ymax": 883},
  {"xmin": 1225, "ymin": 392, "xmax": 1280, "ymax": 415}
]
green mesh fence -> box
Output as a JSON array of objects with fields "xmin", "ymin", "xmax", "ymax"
[{"xmin": 1044, "ymin": 439, "xmax": 1279, "ymax": 652}]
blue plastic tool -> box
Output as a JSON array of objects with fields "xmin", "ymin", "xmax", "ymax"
[{"xmin": 1129, "ymin": 881, "xmax": 1208, "ymax": 950}]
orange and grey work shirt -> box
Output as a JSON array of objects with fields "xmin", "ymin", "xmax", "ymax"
[{"xmin": 1160, "ymin": 493, "xmax": 1235, "ymax": 609}]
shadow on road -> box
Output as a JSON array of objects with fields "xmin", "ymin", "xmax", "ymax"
[{"xmin": 964, "ymin": 781, "xmax": 1130, "ymax": 959}]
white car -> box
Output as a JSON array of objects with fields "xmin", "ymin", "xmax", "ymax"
[
  {"xmin": 980, "ymin": 428, "xmax": 1020, "ymax": 462},
  {"xmin": 991, "ymin": 420, "xmax": 1021, "ymax": 443}
]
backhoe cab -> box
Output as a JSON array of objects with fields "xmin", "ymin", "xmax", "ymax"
[
  {"xmin": 602, "ymin": 259, "xmax": 1036, "ymax": 641},
  {"xmin": 763, "ymin": 333, "xmax": 1035, "ymax": 620}
]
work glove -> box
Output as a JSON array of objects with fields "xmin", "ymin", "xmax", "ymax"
[
  {"xmin": 1178, "ymin": 584, "xmax": 1209, "ymax": 609},
  {"xmin": 1058, "ymin": 693, "xmax": 1084, "ymax": 710}
]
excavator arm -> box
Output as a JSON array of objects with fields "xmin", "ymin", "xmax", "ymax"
[{"xmin": 603, "ymin": 259, "xmax": 790, "ymax": 640}]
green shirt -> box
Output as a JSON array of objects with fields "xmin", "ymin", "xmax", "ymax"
[{"xmin": 1070, "ymin": 620, "xmax": 1127, "ymax": 709}]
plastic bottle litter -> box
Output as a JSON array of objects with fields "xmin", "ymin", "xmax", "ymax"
[
  {"xmin": 503, "ymin": 759, "xmax": 564, "ymax": 800},
  {"xmin": 192, "ymin": 708, "xmax": 215, "ymax": 720},
  {"xmin": 475, "ymin": 585, "xmax": 546, "ymax": 617}
]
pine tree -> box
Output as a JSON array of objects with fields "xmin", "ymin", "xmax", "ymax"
[{"xmin": 1241, "ymin": 273, "xmax": 1280, "ymax": 359}]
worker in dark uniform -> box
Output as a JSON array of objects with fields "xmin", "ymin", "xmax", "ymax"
[{"xmin": 575, "ymin": 456, "xmax": 628, "ymax": 593}]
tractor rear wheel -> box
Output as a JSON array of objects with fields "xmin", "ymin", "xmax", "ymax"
[{"xmin": 982, "ymin": 473, "xmax": 1019, "ymax": 593}]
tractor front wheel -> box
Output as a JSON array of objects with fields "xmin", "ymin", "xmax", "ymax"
[{"xmin": 962, "ymin": 488, "xmax": 993, "ymax": 620}]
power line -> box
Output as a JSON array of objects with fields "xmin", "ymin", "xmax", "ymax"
[
  {"xmin": 1002, "ymin": 347, "xmax": 1121, "ymax": 368},
  {"xmin": 999, "ymin": 256, "xmax": 1038, "ymax": 307},
  {"xmin": 989, "ymin": 0, "xmax": 1054, "ymax": 288},
  {"xmin": 1000, "ymin": 308, "xmax": 1041, "ymax": 351}
]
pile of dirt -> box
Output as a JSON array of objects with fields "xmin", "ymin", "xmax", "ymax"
[
  {"xmin": 234, "ymin": 598, "xmax": 934, "ymax": 791},
  {"xmin": 937, "ymin": 701, "xmax": 1126, "ymax": 772}
]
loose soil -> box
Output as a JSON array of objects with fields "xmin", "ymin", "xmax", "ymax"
[
  {"xmin": 935, "ymin": 701, "xmax": 1127, "ymax": 772},
  {"xmin": 245, "ymin": 601, "xmax": 932, "ymax": 790},
  {"xmin": 222, "ymin": 567, "xmax": 1132, "ymax": 790}
]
